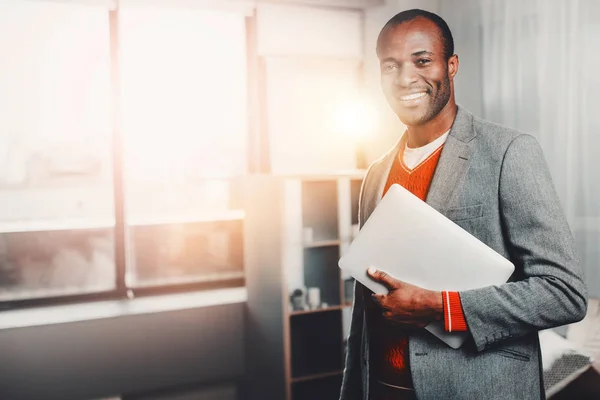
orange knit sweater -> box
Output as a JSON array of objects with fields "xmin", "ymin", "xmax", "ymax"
[{"xmin": 370, "ymin": 137, "xmax": 467, "ymax": 388}]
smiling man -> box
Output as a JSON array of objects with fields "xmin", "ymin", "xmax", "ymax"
[{"xmin": 339, "ymin": 9, "xmax": 588, "ymax": 400}]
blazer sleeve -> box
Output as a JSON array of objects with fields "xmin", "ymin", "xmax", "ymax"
[{"xmin": 459, "ymin": 134, "xmax": 588, "ymax": 352}]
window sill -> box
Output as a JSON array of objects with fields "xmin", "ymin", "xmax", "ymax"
[{"xmin": 0, "ymin": 286, "xmax": 247, "ymax": 331}]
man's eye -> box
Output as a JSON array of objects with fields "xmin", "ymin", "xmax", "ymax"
[
  {"xmin": 383, "ymin": 64, "xmax": 397, "ymax": 72},
  {"xmin": 417, "ymin": 59, "xmax": 431, "ymax": 66}
]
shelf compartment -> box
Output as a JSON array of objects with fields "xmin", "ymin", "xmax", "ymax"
[
  {"xmin": 301, "ymin": 180, "xmax": 339, "ymax": 242},
  {"xmin": 303, "ymin": 245, "xmax": 341, "ymax": 307},
  {"xmin": 290, "ymin": 309, "xmax": 343, "ymax": 379}
]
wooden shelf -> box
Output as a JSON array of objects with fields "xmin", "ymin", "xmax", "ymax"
[
  {"xmin": 303, "ymin": 239, "xmax": 340, "ymax": 248},
  {"xmin": 290, "ymin": 305, "xmax": 343, "ymax": 316},
  {"xmin": 291, "ymin": 370, "xmax": 343, "ymax": 383}
]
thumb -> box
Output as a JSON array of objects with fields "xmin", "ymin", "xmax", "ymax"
[{"xmin": 367, "ymin": 267, "xmax": 398, "ymax": 290}]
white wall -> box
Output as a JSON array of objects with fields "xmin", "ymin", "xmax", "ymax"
[
  {"xmin": 439, "ymin": 0, "xmax": 483, "ymax": 117},
  {"xmin": 0, "ymin": 302, "xmax": 245, "ymax": 400},
  {"xmin": 257, "ymin": 3, "xmax": 363, "ymax": 58},
  {"xmin": 256, "ymin": 3, "xmax": 365, "ymax": 174}
]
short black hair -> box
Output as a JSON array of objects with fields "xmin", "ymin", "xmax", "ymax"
[{"xmin": 377, "ymin": 9, "xmax": 454, "ymax": 60}]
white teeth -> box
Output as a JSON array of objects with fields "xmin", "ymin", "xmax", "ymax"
[{"xmin": 400, "ymin": 92, "xmax": 426, "ymax": 101}]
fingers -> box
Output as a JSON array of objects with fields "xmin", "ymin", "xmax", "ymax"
[
  {"xmin": 381, "ymin": 311, "xmax": 427, "ymax": 329},
  {"xmin": 367, "ymin": 267, "xmax": 399, "ymax": 290},
  {"xmin": 371, "ymin": 293, "xmax": 386, "ymax": 308}
]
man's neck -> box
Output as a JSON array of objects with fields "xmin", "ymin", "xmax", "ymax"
[{"xmin": 405, "ymin": 102, "xmax": 458, "ymax": 148}]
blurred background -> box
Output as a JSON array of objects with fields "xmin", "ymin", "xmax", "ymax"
[{"xmin": 0, "ymin": 0, "xmax": 598, "ymax": 399}]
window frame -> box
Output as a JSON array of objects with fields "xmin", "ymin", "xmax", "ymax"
[{"xmin": 0, "ymin": 4, "xmax": 248, "ymax": 311}]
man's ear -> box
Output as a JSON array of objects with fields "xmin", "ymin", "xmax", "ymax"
[{"xmin": 448, "ymin": 54, "xmax": 459, "ymax": 78}]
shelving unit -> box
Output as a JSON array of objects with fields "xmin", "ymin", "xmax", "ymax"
[{"xmin": 243, "ymin": 172, "xmax": 363, "ymax": 400}]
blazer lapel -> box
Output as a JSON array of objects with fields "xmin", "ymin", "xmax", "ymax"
[
  {"xmin": 425, "ymin": 106, "xmax": 477, "ymax": 211},
  {"xmin": 361, "ymin": 106, "xmax": 477, "ymax": 223}
]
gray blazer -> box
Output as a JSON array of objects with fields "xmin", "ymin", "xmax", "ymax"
[{"xmin": 340, "ymin": 106, "xmax": 588, "ymax": 400}]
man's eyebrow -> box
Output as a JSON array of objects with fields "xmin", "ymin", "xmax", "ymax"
[
  {"xmin": 412, "ymin": 50, "xmax": 434, "ymax": 57},
  {"xmin": 380, "ymin": 51, "xmax": 434, "ymax": 63}
]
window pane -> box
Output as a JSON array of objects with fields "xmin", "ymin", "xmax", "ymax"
[
  {"xmin": 0, "ymin": 1, "xmax": 115, "ymax": 301},
  {"xmin": 119, "ymin": 6, "xmax": 247, "ymax": 287},
  {"xmin": 129, "ymin": 218, "xmax": 244, "ymax": 288}
]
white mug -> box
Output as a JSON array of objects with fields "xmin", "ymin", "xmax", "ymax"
[{"xmin": 307, "ymin": 287, "xmax": 321, "ymax": 309}]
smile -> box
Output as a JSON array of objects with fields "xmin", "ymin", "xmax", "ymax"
[{"xmin": 400, "ymin": 92, "xmax": 427, "ymax": 101}]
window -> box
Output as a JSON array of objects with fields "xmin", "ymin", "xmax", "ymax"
[
  {"xmin": 0, "ymin": 1, "xmax": 115, "ymax": 302},
  {"xmin": 0, "ymin": 1, "xmax": 247, "ymax": 307},
  {"xmin": 119, "ymin": 5, "xmax": 247, "ymax": 290}
]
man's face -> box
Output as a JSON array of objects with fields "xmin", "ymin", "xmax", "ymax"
[{"xmin": 377, "ymin": 17, "xmax": 457, "ymax": 127}]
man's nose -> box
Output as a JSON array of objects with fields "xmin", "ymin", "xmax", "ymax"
[{"xmin": 394, "ymin": 64, "xmax": 418, "ymax": 87}]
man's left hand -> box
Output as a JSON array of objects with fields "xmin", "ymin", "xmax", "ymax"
[{"xmin": 367, "ymin": 266, "xmax": 444, "ymax": 328}]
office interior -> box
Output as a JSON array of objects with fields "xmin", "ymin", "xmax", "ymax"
[{"xmin": 0, "ymin": 0, "xmax": 598, "ymax": 399}]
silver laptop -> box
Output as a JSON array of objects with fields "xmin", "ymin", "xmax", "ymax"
[{"xmin": 338, "ymin": 184, "xmax": 514, "ymax": 349}]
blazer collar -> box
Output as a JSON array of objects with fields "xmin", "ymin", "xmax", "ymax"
[
  {"xmin": 447, "ymin": 105, "xmax": 477, "ymax": 143},
  {"xmin": 425, "ymin": 106, "xmax": 475, "ymax": 210},
  {"xmin": 368, "ymin": 106, "xmax": 476, "ymax": 214}
]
